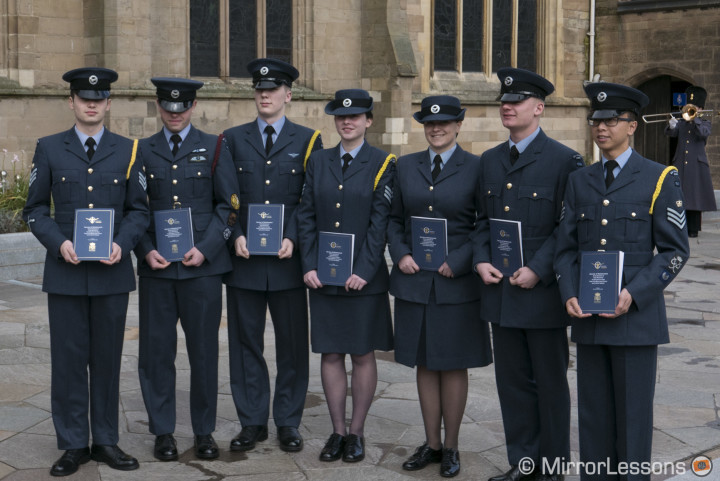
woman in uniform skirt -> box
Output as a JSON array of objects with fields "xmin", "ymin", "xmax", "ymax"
[
  {"xmin": 297, "ymin": 89, "xmax": 395, "ymax": 463},
  {"xmin": 387, "ymin": 95, "xmax": 492, "ymax": 478}
]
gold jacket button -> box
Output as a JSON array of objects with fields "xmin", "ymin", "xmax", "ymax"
[
  {"xmin": 429, "ymin": 186, "xmax": 433, "ymax": 191},
  {"xmin": 267, "ymin": 160, "xmax": 271, "ymax": 165},
  {"xmin": 603, "ymin": 199, "xmax": 610, "ymax": 206},
  {"xmin": 338, "ymin": 185, "xmax": 343, "ymax": 190},
  {"xmin": 335, "ymin": 221, "xmax": 340, "ymax": 228},
  {"xmin": 88, "ymin": 168, "xmax": 93, "ymax": 174},
  {"xmin": 504, "ymin": 206, "xmax": 510, "ymax": 212},
  {"xmin": 238, "ymin": 167, "xmax": 243, "ymax": 172},
  {"xmin": 172, "ymin": 179, "xmax": 178, "ymax": 185},
  {"xmin": 631, "ymin": 212, "xmax": 636, "ymax": 217},
  {"xmin": 265, "ymin": 200, "xmax": 270, "ymax": 204},
  {"xmin": 88, "ymin": 203, "xmax": 94, "ymax": 208},
  {"xmin": 62, "ymin": 177, "xmax": 66, "ymax": 181},
  {"xmin": 506, "ymin": 183, "xmax": 512, "ymax": 189},
  {"xmin": 265, "ymin": 179, "xmax": 270, "ymax": 185},
  {"xmin": 291, "ymin": 169, "xmax": 296, "ymax": 174},
  {"xmin": 533, "ymin": 192, "xmax": 537, "ymax": 197},
  {"xmin": 173, "ymin": 195, "xmax": 178, "ymax": 201},
  {"xmin": 581, "ymin": 213, "xmax": 585, "ymax": 218},
  {"xmin": 87, "ymin": 186, "xmax": 93, "ymax": 191},
  {"xmin": 336, "ymin": 203, "xmax": 341, "ymax": 208},
  {"xmin": 114, "ymin": 179, "xmax": 118, "ymax": 184},
  {"xmin": 198, "ymin": 171, "xmax": 202, "ymax": 176},
  {"xmin": 600, "ymin": 239, "xmax": 607, "ymax": 246},
  {"xmin": 173, "ymin": 164, "xmax": 178, "ymax": 170},
  {"xmin": 150, "ymin": 174, "xmax": 155, "ymax": 179},
  {"xmin": 429, "ymin": 206, "xmax": 433, "ymax": 212},
  {"xmin": 601, "ymin": 219, "xmax": 608, "ymax": 226}
]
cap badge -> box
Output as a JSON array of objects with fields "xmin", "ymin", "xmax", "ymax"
[
  {"xmin": 597, "ymin": 92, "xmax": 607, "ymax": 102},
  {"xmin": 170, "ymin": 89, "xmax": 180, "ymax": 99},
  {"xmin": 260, "ymin": 66, "xmax": 269, "ymax": 75},
  {"xmin": 88, "ymin": 75, "xmax": 98, "ymax": 85},
  {"xmin": 343, "ymin": 98, "xmax": 352, "ymax": 107},
  {"xmin": 690, "ymin": 93, "xmax": 694, "ymax": 101},
  {"xmin": 430, "ymin": 104, "xmax": 441, "ymax": 114},
  {"xmin": 504, "ymin": 76, "xmax": 513, "ymax": 86}
]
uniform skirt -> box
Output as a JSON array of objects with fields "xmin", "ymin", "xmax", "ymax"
[
  {"xmin": 394, "ymin": 294, "xmax": 492, "ymax": 371},
  {"xmin": 309, "ymin": 291, "xmax": 393, "ymax": 355}
]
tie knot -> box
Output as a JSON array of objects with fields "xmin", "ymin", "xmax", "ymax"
[
  {"xmin": 265, "ymin": 125, "xmax": 275, "ymax": 135},
  {"xmin": 171, "ymin": 134, "xmax": 182, "ymax": 143},
  {"xmin": 342, "ymin": 153, "xmax": 353, "ymax": 163},
  {"xmin": 85, "ymin": 137, "xmax": 96, "ymax": 148},
  {"xmin": 433, "ymin": 155, "xmax": 443, "ymax": 167},
  {"xmin": 605, "ymin": 159, "xmax": 618, "ymax": 170}
]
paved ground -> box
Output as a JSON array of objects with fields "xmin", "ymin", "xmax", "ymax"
[{"xmin": 0, "ymin": 220, "xmax": 719, "ymax": 480}]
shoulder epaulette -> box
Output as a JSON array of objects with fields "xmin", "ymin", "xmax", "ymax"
[
  {"xmin": 303, "ymin": 130, "xmax": 322, "ymax": 171},
  {"xmin": 125, "ymin": 139, "xmax": 139, "ymax": 180},
  {"xmin": 374, "ymin": 154, "xmax": 396, "ymax": 191},
  {"xmin": 649, "ymin": 165, "xmax": 678, "ymax": 214}
]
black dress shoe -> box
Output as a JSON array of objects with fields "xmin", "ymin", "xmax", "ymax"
[
  {"xmin": 277, "ymin": 426, "xmax": 303, "ymax": 452},
  {"xmin": 90, "ymin": 444, "xmax": 139, "ymax": 471},
  {"xmin": 342, "ymin": 434, "xmax": 364, "ymax": 463},
  {"xmin": 440, "ymin": 447, "xmax": 461, "ymax": 477},
  {"xmin": 230, "ymin": 425, "xmax": 268, "ymax": 452},
  {"xmin": 489, "ymin": 465, "xmax": 537, "ymax": 481},
  {"xmin": 402, "ymin": 442, "xmax": 443, "ymax": 471},
  {"xmin": 319, "ymin": 433, "xmax": 346, "ymax": 462},
  {"xmin": 154, "ymin": 434, "xmax": 178, "ymax": 461},
  {"xmin": 50, "ymin": 448, "xmax": 91, "ymax": 477},
  {"xmin": 195, "ymin": 434, "xmax": 219, "ymax": 459}
]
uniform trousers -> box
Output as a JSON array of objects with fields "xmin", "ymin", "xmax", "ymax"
[
  {"xmin": 48, "ymin": 292, "xmax": 129, "ymax": 449},
  {"xmin": 137, "ymin": 275, "xmax": 222, "ymax": 436},
  {"xmin": 577, "ymin": 344, "xmax": 657, "ymax": 481},
  {"xmin": 492, "ymin": 325, "xmax": 571, "ymax": 467},
  {"xmin": 226, "ymin": 286, "xmax": 309, "ymax": 427}
]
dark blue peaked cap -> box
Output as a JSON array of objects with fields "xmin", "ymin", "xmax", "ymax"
[
  {"xmin": 325, "ymin": 89, "xmax": 374, "ymax": 115},
  {"xmin": 62, "ymin": 67, "xmax": 118, "ymax": 99},
  {"xmin": 413, "ymin": 95, "xmax": 466, "ymax": 123},
  {"xmin": 247, "ymin": 58, "xmax": 299, "ymax": 89},
  {"xmin": 151, "ymin": 77, "xmax": 204, "ymax": 113},
  {"xmin": 497, "ymin": 67, "xmax": 555, "ymax": 102},
  {"xmin": 584, "ymin": 82, "xmax": 649, "ymax": 119}
]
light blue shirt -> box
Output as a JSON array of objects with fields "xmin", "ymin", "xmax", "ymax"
[
  {"xmin": 339, "ymin": 141, "xmax": 364, "ymax": 162},
  {"xmin": 74, "ymin": 126, "xmax": 104, "ymax": 153},
  {"xmin": 257, "ymin": 116, "xmax": 286, "ymax": 149},
  {"xmin": 602, "ymin": 147, "xmax": 633, "ymax": 178},
  {"xmin": 508, "ymin": 127, "xmax": 541, "ymax": 154},
  {"xmin": 429, "ymin": 144, "xmax": 458, "ymax": 173},
  {"xmin": 163, "ymin": 124, "xmax": 192, "ymax": 151}
]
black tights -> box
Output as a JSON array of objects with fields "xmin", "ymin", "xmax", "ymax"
[
  {"xmin": 417, "ymin": 366, "xmax": 468, "ymax": 450},
  {"xmin": 321, "ymin": 351, "xmax": 377, "ymax": 436}
]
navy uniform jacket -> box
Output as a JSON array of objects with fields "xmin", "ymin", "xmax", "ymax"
[
  {"xmin": 23, "ymin": 128, "xmax": 149, "ymax": 296},
  {"xmin": 222, "ymin": 119, "xmax": 322, "ymax": 291},
  {"xmin": 387, "ymin": 145, "xmax": 483, "ymax": 304},
  {"xmin": 665, "ymin": 118, "xmax": 717, "ymax": 212},
  {"xmin": 554, "ymin": 150, "xmax": 690, "ymax": 345},
  {"xmin": 297, "ymin": 143, "xmax": 395, "ymax": 296},
  {"xmin": 473, "ymin": 130, "xmax": 583, "ymax": 328},
  {"xmin": 134, "ymin": 127, "xmax": 238, "ymax": 279}
]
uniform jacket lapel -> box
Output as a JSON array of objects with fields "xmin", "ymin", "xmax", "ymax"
[
  {"xmin": 434, "ymin": 145, "xmax": 466, "ymax": 184},
  {"xmin": 414, "ymin": 150, "xmax": 433, "ymax": 185},
  {"xmin": 62, "ymin": 128, "xmax": 92, "ymax": 164},
  {"xmin": 586, "ymin": 160, "xmax": 606, "ymax": 195},
  {"xmin": 242, "ymin": 122, "xmax": 266, "ymax": 158},
  {"xmin": 342, "ymin": 142, "xmax": 370, "ymax": 181},
  {"xmin": 606, "ymin": 150, "xmax": 642, "ymax": 194},
  {"xmin": 270, "ymin": 120, "xmax": 296, "ymax": 159},
  {"xmin": 176, "ymin": 126, "xmax": 203, "ymax": 161},
  {"xmin": 328, "ymin": 145, "xmax": 343, "ymax": 183},
  {"xmin": 87, "ymin": 129, "xmax": 118, "ymax": 166},
  {"xmin": 147, "ymin": 130, "xmax": 174, "ymax": 163}
]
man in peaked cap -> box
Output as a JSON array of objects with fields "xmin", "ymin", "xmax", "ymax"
[
  {"xmin": 554, "ymin": 82, "xmax": 689, "ymax": 480},
  {"xmin": 23, "ymin": 67, "xmax": 149, "ymax": 476},
  {"xmin": 222, "ymin": 58, "xmax": 322, "ymax": 453},
  {"xmin": 134, "ymin": 77, "xmax": 239, "ymax": 461},
  {"xmin": 473, "ymin": 67, "xmax": 583, "ymax": 481},
  {"xmin": 665, "ymin": 85, "xmax": 716, "ymax": 237}
]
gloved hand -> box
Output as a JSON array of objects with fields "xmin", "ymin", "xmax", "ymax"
[{"xmin": 668, "ymin": 117, "xmax": 678, "ymax": 129}]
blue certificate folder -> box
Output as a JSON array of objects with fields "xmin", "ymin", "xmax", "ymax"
[
  {"xmin": 247, "ymin": 204, "xmax": 284, "ymax": 255},
  {"xmin": 317, "ymin": 232, "xmax": 355, "ymax": 286},
  {"xmin": 411, "ymin": 216, "xmax": 448, "ymax": 271},
  {"xmin": 154, "ymin": 208, "xmax": 194, "ymax": 262},
  {"xmin": 73, "ymin": 208, "xmax": 114, "ymax": 260},
  {"xmin": 578, "ymin": 250, "xmax": 625, "ymax": 314},
  {"xmin": 489, "ymin": 218, "xmax": 524, "ymax": 276}
]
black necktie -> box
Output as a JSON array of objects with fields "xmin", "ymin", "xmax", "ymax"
[
  {"xmin": 605, "ymin": 159, "xmax": 619, "ymax": 188},
  {"xmin": 509, "ymin": 145, "xmax": 520, "ymax": 165},
  {"xmin": 85, "ymin": 137, "xmax": 96, "ymax": 161},
  {"xmin": 342, "ymin": 153, "xmax": 352, "ymax": 174},
  {"xmin": 265, "ymin": 125, "xmax": 275, "ymax": 155},
  {"xmin": 170, "ymin": 134, "xmax": 182, "ymax": 156},
  {"xmin": 432, "ymin": 155, "xmax": 442, "ymax": 181}
]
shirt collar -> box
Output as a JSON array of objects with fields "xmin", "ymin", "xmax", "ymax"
[
  {"xmin": 429, "ymin": 144, "xmax": 458, "ymax": 166},
  {"xmin": 74, "ymin": 126, "xmax": 104, "ymax": 149},
  {"xmin": 339, "ymin": 141, "xmax": 364, "ymax": 159},
  {"xmin": 602, "ymin": 147, "xmax": 633, "ymax": 171},
  {"xmin": 163, "ymin": 124, "xmax": 192, "ymax": 146},
  {"xmin": 257, "ymin": 116, "xmax": 286, "ymax": 136},
  {"xmin": 508, "ymin": 127, "xmax": 541, "ymax": 154}
]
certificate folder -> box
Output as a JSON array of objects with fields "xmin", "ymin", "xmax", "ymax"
[
  {"xmin": 317, "ymin": 231, "xmax": 354, "ymax": 286},
  {"xmin": 578, "ymin": 250, "xmax": 624, "ymax": 314},
  {"xmin": 73, "ymin": 208, "xmax": 114, "ymax": 260},
  {"xmin": 489, "ymin": 218, "xmax": 524, "ymax": 276},
  {"xmin": 154, "ymin": 208, "xmax": 194, "ymax": 262},
  {"xmin": 247, "ymin": 203, "xmax": 284, "ymax": 255},
  {"xmin": 411, "ymin": 216, "xmax": 448, "ymax": 271}
]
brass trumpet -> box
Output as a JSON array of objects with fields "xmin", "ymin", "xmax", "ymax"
[{"xmin": 642, "ymin": 104, "xmax": 714, "ymax": 124}]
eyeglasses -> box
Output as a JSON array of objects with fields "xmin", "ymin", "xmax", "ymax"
[{"xmin": 587, "ymin": 117, "xmax": 633, "ymax": 127}]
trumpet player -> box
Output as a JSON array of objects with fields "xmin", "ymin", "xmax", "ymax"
[{"xmin": 665, "ymin": 85, "xmax": 717, "ymax": 237}]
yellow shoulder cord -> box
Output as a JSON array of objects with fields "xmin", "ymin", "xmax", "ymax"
[
  {"xmin": 374, "ymin": 154, "xmax": 396, "ymax": 191},
  {"xmin": 125, "ymin": 139, "xmax": 139, "ymax": 180},
  {"xmin": 649, "ymin": 165, "xmax": 678, "ymax": 214},
  {"xmin": 303, "ymin": 130, "xmax": 322, "ymax": 171}
]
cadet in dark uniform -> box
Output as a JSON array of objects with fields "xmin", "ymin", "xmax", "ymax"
[
  {"xmin": 554, "ymin": 83, "xmax": 690, "ymax": 480},
  {"xmin": 388, "ymin": 96, "xmax": 492, "ymax": 478},
  {"xmin": 135, "ymin": 78, "xmax": 239, "ymax": 461},
  {"xmin": 664, "ymin": 85, "xmax": 717, "ymax": 237},
  {"xmin": 23, "ymin": 68, "xmax": 148, "ymax": 476},
  {"xmin": 473, "ymin": 68, "xmax": 582, "ymax": 481},
  {"xmin": 297, "ymin": 89, "xmax": 395, "ymax": 463},
  {"xmin": 223, "ymin": 58, "xmax": 322, "ymax": 453}
]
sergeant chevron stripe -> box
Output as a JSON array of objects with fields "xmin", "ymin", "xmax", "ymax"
[{"xmin": 666, "ymin": 207, "xmax": 686, "ymax": 230}]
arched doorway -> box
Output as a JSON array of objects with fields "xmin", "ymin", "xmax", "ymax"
[{"xmin": 635, "ymin": 75, "xmax": 691, "ymax": 166}]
